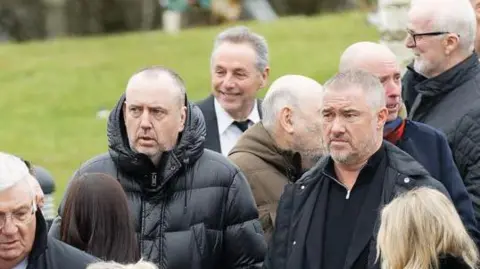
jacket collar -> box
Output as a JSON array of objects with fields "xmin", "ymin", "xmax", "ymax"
[
  {"xmin": 407, "ymin": 53, "xmax": 480, "ymax": 97},
  {"xmin": 107, "ymin": 93, "xmax": 206, "ymax": 192},
  {"xmin": 28, "ymin": 210, "xmax": 48, "ymax": 263},
  {"xmin": 229, "ymin": 122, "xmax": 303, "ymax": 181},
  {"xmin": 298, "ymin": 140, "xmax": 430, "ymax": 187}
]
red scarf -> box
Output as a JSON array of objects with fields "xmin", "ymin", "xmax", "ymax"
[{"xmin": 384, "ymin": 119, "xmax": 406, "ymax": 145}]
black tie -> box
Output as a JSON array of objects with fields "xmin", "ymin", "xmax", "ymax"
[{"xmin": 233, "ymin": 120, "xmax": 251, "ymax": 132}]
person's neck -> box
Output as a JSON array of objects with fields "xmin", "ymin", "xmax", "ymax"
[
  {"xmin": 426, "ymin": 52, "xmax": 472, "ymax": 78},
  {"xmin": 333, "ymin": 160, "xmax": 368, "ymax": 190},
  {"xmin": 333, "ymin": 142, "xmax": 381, "ymax": 190},
  {"xmin": 227, "ymin": 101, "xmax": 255, "ymax": 121},
  {"xmin": 150, "ymin": 153, "xmax": 162, "ymax": 167}
]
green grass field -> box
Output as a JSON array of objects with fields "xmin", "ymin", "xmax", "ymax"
[{"xmin": 0, "ymin": 11, "xmax": 378, "ymax": 205}]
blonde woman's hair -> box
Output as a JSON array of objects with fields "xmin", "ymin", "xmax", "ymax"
[
  {"xmin": 87, "ymin": 259, "xmax": 158, "ymax": 269},
  {"xmin": 376, "ymin": 187, "xmax": 479, "ymax": 269}
]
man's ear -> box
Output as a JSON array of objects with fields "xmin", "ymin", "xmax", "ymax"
[
  {"xmin": 377, "ymin": 107, "xmax": 389, "ymax": 129},
  {"xmin": 444, "ymin": 34, "xmax": 461, "ymax": 55},
  {"xmin": 179, "ymin": 106, "xmax": 187, "ymax": 132},
  {"xmin": 280, "ymin": 106, "xmax": 295, "ymax": 134},
  {"xmin": 259, "ymin": 66, "xmax": 270, "ymax": 89}
]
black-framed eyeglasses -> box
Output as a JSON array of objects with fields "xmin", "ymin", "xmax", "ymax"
[{"xmin": 406, "ymin": 29, "xmax": 460, "ymax": 47}]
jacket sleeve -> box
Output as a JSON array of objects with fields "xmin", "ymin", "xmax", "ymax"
[
  {"xmin": 452, "ymin": 113, "xmax": 480, "ymax": 229},
  {"xmin": 436, "ymin": 130, "xmax": 479, "ymax": 243},
  {"xmin": 222, "ymin": 170, "xmax": 267, "ymax": 269}
]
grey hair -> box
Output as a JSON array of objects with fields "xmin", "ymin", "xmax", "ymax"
[
  {"xmin": 261, "ymin": 75, "xmax": 323, "ymax": 130},
  {"xmin": 0, "ymin": 152, "xmax": 36, "ymax": 198},
  {"xmin": 87, "ymin": 259, "xmax": 158, "ymax": 269},
  {"xmin": 324, "ymin": 70, "xmax": 386, "ymax": 111},
  {"xmin": 262, "ymin": 87, "xmax": 300, "ymax": 130},
  {"xmin": 127, "ymin": 65, "xmax": 187, "ymax": 106},
  {"xmin": 211, "ymin": 26, "xmax": 269, "ymax": 72},
  {"xmin": 412, "ymin": 0, "xmax": 476, "ymax": 54}
]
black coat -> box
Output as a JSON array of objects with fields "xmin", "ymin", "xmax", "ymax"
[
  {"xmin": 50, "ymin": 94, "xmax": 266, "ymax": 269},
  {"xmin": 29, "ymin": 211, "xmax": 98, "ymax": 269},
  {"xmin": 402, "ymin": 53, "xmax": 480, "ymax": 224},
  {"xmin": 264, "ymin": 142, "xmax": 449, "ymax": 269}
]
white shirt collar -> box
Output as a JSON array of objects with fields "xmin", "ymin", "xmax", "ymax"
[
  {"xmin": 214, "ymin": 98, "xmax": 260, "ymax": 135},
  {"xmin": 12, "ymin": 258, "xmax": 28, "ymax": 269}
]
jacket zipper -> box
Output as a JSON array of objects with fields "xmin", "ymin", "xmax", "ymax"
[
  {"xmin": 151, "ymin": 172, "xmax": 157, "ymax": 187},
  {"xmin": 323, "ymin": 172, "xmax": 352, "ymax": 199}
]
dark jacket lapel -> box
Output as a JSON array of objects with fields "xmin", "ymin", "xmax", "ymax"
[
  {"xmin": 257, "ymin": 98, "xmax": 263, "ymax": 119},
  {"xmin": 196, "ymin": 95, "xmax": 221, "ymax": 153}
]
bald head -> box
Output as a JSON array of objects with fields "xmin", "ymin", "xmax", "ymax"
[
  {"xmin": 262, "ymin": 75, "xmax": 323, "ymax": 129},
  {"xmin": 339, "ymin": 42, "xmax": 398, "ymax": 75},
  {"xmin": 339, "ymin": 42, "xmax": 403, "ymax": 121},
  {"xmin": 126, "ymin": 66, "xmax": 186, "ymax": 107}
]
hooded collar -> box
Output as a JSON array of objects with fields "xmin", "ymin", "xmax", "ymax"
[
  {"xmin": 107, "ymin": 93, "xmax": 206, "ymax": 192},
  {"xmin": 407, "ymin": 53, "xmax": 480, "ymax": 97}
]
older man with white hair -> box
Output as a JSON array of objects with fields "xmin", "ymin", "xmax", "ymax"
[
  {"xmin": 0, "ymin": 152, "xmax": 97, "ymax": 269},
  {"xmin": 402, "ymin": 0, "xmax": 480, "ymax": 223},
  {"xmin": 228, "ymin": 74, "xmax": 324, "ymax": 240},
  {"xmin": 340, "ymin": 41, "xmax": 479, "ymax": 244}
]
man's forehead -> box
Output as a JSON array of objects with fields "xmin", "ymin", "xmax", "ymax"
[
  {"xmin": 408, "ymin": 7, "xmax": 435, "ymax": 31},
  {"xmin": 126, "ymin": 77, "xmax": 179, "ymax": 104},
  {"xmin": 358, "ymin": 58, "xmax": 400, "ymax": 78},
  {"xmin": 212, "ymin": 42, "xmax": 257, "ymax": 69},
  {"xmin": 0, "ymin": 181, "xmax": 32, "ymax": 209},
  {"xmin": 322, "ymin": 87, "xmax": 369, "ymax": 107}
]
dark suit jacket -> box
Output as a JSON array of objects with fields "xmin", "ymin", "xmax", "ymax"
[{"xmin": 196, "ymin": 95, "xmax": 263, "ymax": 153}]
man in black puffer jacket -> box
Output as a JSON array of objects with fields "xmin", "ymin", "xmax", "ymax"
[{"xmin": 49, "ymin": 66, "xmax": 266, "ymax": 269}]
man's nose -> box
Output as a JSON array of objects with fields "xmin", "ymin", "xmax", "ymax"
[
  {"xmin": 1, "ymin": 216, "xmax": 19, "ymax": 235},
  {"xmin": 330, "ymin": 117, "xmax": 346, "ymax": 134},
  {"xmin": 385, "ymin": 82, "xmax": 401, "ymax": 97},
  {"xmin": 139, "ymin": 111, "xmax": 152, "ymax": 129},
  {"xmin": 222, "ymin": 73, "xmax": 236, "ymax": 89},
  {"xmin": 405, "ymin": 35, "xmax": 415, "ymax": 48}
]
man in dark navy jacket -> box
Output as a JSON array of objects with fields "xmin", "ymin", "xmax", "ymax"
[{"xmin": 339, "ymin": 41, "xmax": 479, "ymax": 242}]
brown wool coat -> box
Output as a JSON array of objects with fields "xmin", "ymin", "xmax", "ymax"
[{"xmin": 228, "ymin": 122, "xmax": 301, "ymax": 241}]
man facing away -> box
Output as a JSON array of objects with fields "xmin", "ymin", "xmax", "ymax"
[
  {"xmin": 50, "ymin": 66, "xmax": 266, "ymax": 269},
  {"xmin": 264, "ymin": 70, "xmax": 448, "ymax": 269},
  {"xmin": 228, "ymin": 75, "xmax": 325, "ymax": 240},
  {"xmin": 197, "ymin": 26, "xmax": 269, "ymax": 155},
  {"xmin": 339, "ymin": 41, "xmax": 479, "ymax": 243}
]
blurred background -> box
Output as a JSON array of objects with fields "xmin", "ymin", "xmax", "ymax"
[
  {"xmin": 0, "ymin": 0, "xmax": 377, "ymax": 41},
  {"xmin": 0, "ymin": 0, "xmax": 387, "ymax": 209}
]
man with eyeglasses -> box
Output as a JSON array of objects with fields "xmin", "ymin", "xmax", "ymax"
[
  {"xmin": 0, "ymin": 152, "xmax": 98, "ymax": 269},
  {"xmin": 402, "ymin": 0, "xmax": 480, "ymax": 225}
]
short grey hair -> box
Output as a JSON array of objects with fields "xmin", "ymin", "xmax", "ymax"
[
  {"xmin": 127, "ymin": 66, "xmax": 187, "ymax": 106},
  {"xmin": 0, "ymin": 152, "xmax": 36, "ymax": 196},
  {"xmin": 262, "ymin": 75, "xmax": 323, "ymax": 130},
  {"xmin": 211, "ymin": 26, "xmax": 269, "ymax": 72},
  {"xmin": 87, "ymin": 260, "xmax": 158, "ymax": 269},
  {"xmin": 323, "ymin": 70, "xmax": 386, "ymax": 111},
  {"xmin": 262, "ymin": 88, "xmax": 300, "ymax": 130},
  {"xmin": 411, "ymin": 0, "xmax": 476, "ymax": 53}
]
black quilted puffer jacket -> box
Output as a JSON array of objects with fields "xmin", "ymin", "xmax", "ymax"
[
  {"xmin": 402, "ymin": 53, "xmax": 480, "ymax": 226},
  {"xmin": 50, "ymin": 94, "xmax": 266, "ymax": 269}
]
